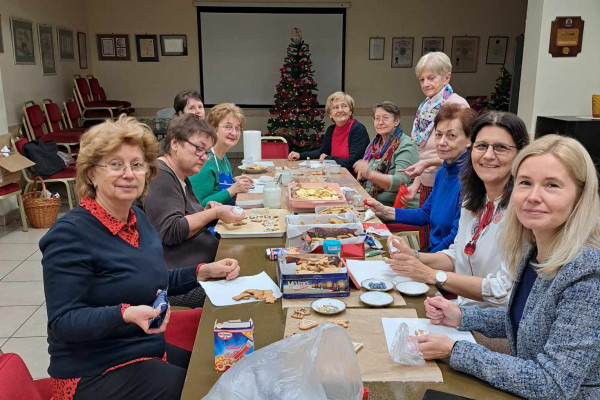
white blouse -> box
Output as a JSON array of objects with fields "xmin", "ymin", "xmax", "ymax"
[{"xmin": 440, "ymin": 198, "xmax": 513, "ymax": 308}]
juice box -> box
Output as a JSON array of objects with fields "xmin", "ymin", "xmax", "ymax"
[{"xmin": 214, "ymin": 319, "xmax": 254, "ymax": 372}]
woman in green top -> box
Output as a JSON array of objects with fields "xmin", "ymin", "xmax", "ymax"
[
  {"xmin": 353, "ymin": 101, "xmax": 420, "ymax": 207},
  {"xmin": 190, "ymin": 103, "xmax": 253, "ymax": 206}
]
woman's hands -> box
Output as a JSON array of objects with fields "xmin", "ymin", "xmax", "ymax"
[
  {"xmin": 123, "ymin": 305, "xmax": 171, "ymax": 334},
  {"xmin": 417, "ymin": 334, "xmax": 456, "ymax": 360},
  {"xmin": 424, "ymin": 296, "xmax": 462, "ymax": 327},
  {"xmin": 288, "ymin": 151, "xmax": 300, "ymax": 161},
  {"xmin": 228, "ymin": 180, "xmax": 252, "ymax": 196},
  {"xmin": 353, "ymin": 160, "xmax": 371, "ymax": 179},
  {"xmin": 197, "ymin": 258, "xmax": 240, "ymax": 281},
  {"xmin": 363, "ymin": 197, "xmax": 395, "ymax": 221},
  {"xmin": 234, "ymin": 175, "xmax": 253, "ymax": 186},
  {"xmin": 404, "ymin": 160, "xmax": 429, "ymax": 178},
  {"xmin": 399, "ymin": 180, "xmax": 420, "ymax": 205},
  {"xmin": 385, "ymin": 237, "xmax": 435, "ymax": 284},
  {"xmin": 319, "ymin": 153, "xmax": 328, "ymax": 162},
  {"xmin": 214, "ymin": 205, "xmax": 246, "ymax": 224}
]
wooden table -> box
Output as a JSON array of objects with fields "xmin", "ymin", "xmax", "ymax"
[{"xmin": 181, "ymin": 161, "xmax": 520, "ymax": 400}]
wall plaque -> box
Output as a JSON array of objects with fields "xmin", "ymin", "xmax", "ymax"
[{"xmin": 549, "ymin": 17, "xmax": 584, "ymax": 57}]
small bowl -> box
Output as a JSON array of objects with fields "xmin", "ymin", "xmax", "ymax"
[
  {"xmin": 395, "ymin": 281, "xmax": 429, "ymax": 296},
  {"xmin": 361, "ymin": 278, "xmax": 394, "ymax": 292},
  {"xmin": 311, "ymin": 298, "xmax": 346, "ymax": 315},
  {"xmin": 328, "ymin": 165, "xmax": 341, "ymax": 174},
  {"xmin": 359, "ymin": 291, "xmax": 393, "ymax": 307}
]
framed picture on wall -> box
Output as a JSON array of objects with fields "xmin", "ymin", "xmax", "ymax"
[
  {"xmin": 10, "ymin": 18, "xmax": 35, "ymax": 64},
  {"xmin": 136, "ymin": 34, "xmax": 159, "ymax": 62},
  {"xmin": 78, "ymin": 32, "xmax": 87, "ymax": 69},
  {"xmin": 451, "ymin": 36, "xmax": 479, "ymax": 73},
  {"xmin": 422, "ymin": 37, "xmax": 444, "ymax": 55},
  {"xmin": 369, "ymin": 37, "xmax": 385, "ymax": 60},
  {"xmin": 486, "ymin": 36, "xmax": 508, "ymax": 65},
  {"xmin": 38, "ymin": 24, "xmax": 56, "ymax": 75},
  {"xmin": 57, "ymin": 27, "xmax": 74, "ymax": 60},
  {"xmin": 160, "ymin": 34, "xmax": 187, "ymax": 56},
  {"xmin": 391, "ymin": 37, "xmax": 413, "ymax": 68},
  {"xmin": 0, "ymin": 16, "xmax": 4, "ymax": 53},
  {"xmin": 97, "ymin": 34, "xmax": 130, "ymax": 61}
]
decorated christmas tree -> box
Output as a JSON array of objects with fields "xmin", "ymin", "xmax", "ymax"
[
  {"xmin": 486, "ymin": 66, "xmax": 512, "ymax": 111},
  {"xmin": 267, "ymin": 28, "xmax": 325, "ymax": 153}
]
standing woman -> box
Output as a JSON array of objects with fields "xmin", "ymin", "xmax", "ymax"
[
  {"xmin": 353, "ymin": 101, "xmax": 419, "ymax": 208},
  {"xmin": 402, "ymin": 52, "xmax": 469, "ymax": 206},
  {"xmin": 190, "ymin": 103, "xmax": 253, "ymax": 207},
  {"xmin": 419, "ymin": 135, "xmax": 600, "ymax": 399},
  {"xmin": 288, "ymin": 91, "xmax": 370, "ymax": 171}
]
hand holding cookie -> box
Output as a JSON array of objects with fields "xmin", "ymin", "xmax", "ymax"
[{"xmin": 198, "ymin": 258, "xmax": 240, "ymax": 281}]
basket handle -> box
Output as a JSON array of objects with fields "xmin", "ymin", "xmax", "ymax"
[{"xmin": 28, "ymin": 176, "xmax": 48, "ymax": 198}]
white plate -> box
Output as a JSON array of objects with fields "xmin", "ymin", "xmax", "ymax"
[
  {"xmin": 311, "ymin": 298, "xmax": 346, "ymax": 315},
  {"xmin": 395, "ymin": 281, "xmax": 429, "ymax": 296},
  {"xmin": 359, "ymin": 291, "xmax": 393, "ymax": 307},
  {"xmin": 361, "ymin": 278, "xmax": 394, "ymax": 292},
  {"xmin": 239, "ymin": 165, "xmax": 267, "ymax": 174}
]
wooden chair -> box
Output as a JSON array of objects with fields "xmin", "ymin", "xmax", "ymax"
[
  {"xmin": 261, "ymin": 136, "xmax": 289, "ymax": 159},
  {"xmin": 0, "ymin": 183, "xmax": 28, "ymax": 231},
  {"xmin": 393, "ymin": 230, "xmax": 421, "ymax": 251}
]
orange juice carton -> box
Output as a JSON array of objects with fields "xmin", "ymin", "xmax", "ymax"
[{"xmin": 214, "ymin": 319, "xmax": 254, "ymax": 372}]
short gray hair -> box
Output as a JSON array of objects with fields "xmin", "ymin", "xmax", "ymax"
[
  {"xmin": 372, "ymin": 101, "xmax": 400, "ymax": 121},
  {"xmin": 415, "ymin": 51, "xmax": 452, "ymax": 77}
]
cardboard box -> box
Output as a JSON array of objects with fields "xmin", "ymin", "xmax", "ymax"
[
  {"xmin": 277, "ymin": 254, "xmax": 350, "ymax": 299},
  {"xmin": 0, "ymin": 134, "xmax": 34, "ymax": 188},
  {"xmin": 214, "ymin": 319, "xmax": 254, "ymax": 372}
]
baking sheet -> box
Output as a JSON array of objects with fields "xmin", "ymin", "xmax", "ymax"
[
  {"xmin": 200, "ymin": 272, "xmax": 282, "ymax": 306},
  {"xmin": 215, "ymin": 208, "xmax": 288, "ymax": 238},
  {"xmin": 282, "ymin": 287, "xmax": 406, "ymax": 308},
  {"xmin": 284, "ymin": 308, "xmax": 443, "ymax": 382}
]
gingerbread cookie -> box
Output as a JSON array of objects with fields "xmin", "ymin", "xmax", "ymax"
[
  {"xmin": 232, "ymin": 289, "xmax": 278, "ymax": 303},
  {"xmin": 298, "ymin": 319, "xmax": 319, "ymax": 330},
  {"xmin": 327, "ymin": 318, "xmax": 349, "ymax": 328},
  {"xmin": 291, "ymin": 308, "xmax": 311, "ymax": 319}
]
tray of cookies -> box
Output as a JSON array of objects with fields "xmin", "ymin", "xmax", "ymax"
[
  {"xmin": 288, "ymin": 182, "xmax": 347, "ymax": 210},
  {"xmin": 285, "ymin": 211, "xmax": 364, "ymax": 246},
  {"xmin": 277, "ymin": 253, "xmax": 350, "ymax": 299},
  {"xmin": 214, "ymin": 208, "xmax": 289, "ymax": 238}
]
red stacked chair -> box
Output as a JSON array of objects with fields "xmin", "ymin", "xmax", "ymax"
[
  {"xmin": 87, "ymin": 74, "xmax": 135, "ymax": 115},
  {"xmin": 73, "ymin": 75, "xmax": 123, "ymax": 123},
  {"xmin": 260, "ymin": 136, "xmax": 289, "ymax": 159},
  {"xmin": 22, "ymin": 101, "xmax": 82, "ymax": 156}
]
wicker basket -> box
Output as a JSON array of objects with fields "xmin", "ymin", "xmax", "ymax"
[{"xmin": 22, "ymin": 176, "xmax": 61, "ymax": 229}]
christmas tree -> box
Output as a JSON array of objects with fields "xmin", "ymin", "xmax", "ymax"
[
  {"xmin": 267, "ymin": 28, "xmax": 325, "ymax": 153},
  {"xmin": 486, "ymin": 66, "xmax": 512, "ymax": 111}
]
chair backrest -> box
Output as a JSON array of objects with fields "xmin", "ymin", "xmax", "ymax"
[
  {"xmin": 261, "ymin": 141, "xmax": 289, "ymax": 159},
  {"xmin": 22, "ymin": 101, "xmax": 47, "ymax": 140},
  {"xmin": 0, "ymin": 353, "xmax": 46, "ymax": 400},
  {"xmin": 42, "ymin": 99, "xmax": 65, "ymax": 132},
  {"xmin": 74, "ymin": 76, "xmax": 92, "ymax": 106},
  {"xmin": 63, "ymin": 98, "xmax": 81, "ymax": 129},
  {"xmin": 13, "ymin": 136, "xmax": 29, "ymax": 156},
  {"xmin": 393, "ymin": 231, "xmax": 421, "ymax": 251}
]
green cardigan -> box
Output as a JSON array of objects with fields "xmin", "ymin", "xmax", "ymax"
[
  {"xmin": 364, "ymin": 133, "xmax": 420, "ymax": 208},
  {"xmin": 189, "ymin": 154, "xmax": 233, "ymax": 207}
]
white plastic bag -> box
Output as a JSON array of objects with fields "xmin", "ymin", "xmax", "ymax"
[
  {"xmin": 57, "ymin": 151, "xmax": 75, "ymax": 166},
  {"xmin": 203, "ymin": 324, "xmax": 363, "ymax": 400},
  {"xmin": 390, "ymin": 322, "xmax": 425, "ymax": 365}
]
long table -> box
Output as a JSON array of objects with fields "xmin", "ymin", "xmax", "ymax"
[{"xmin": 181, "ymin": 160, "xmax": 520, "ymax": 400}]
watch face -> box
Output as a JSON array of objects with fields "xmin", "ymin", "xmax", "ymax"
[{"xmin": 435, "ymin": 270, "xmax": 447, "ymax": 284}]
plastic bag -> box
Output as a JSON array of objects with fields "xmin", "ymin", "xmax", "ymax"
[
  {"xmin": 390, "ymin": 322, "xmax": 425, "ymax": 365},
  {"xmin": 57, "ymin": 151, "xmax": 75, "ymax": 166},
  {"xmin": 203, "ymin": 324, "xmax": 363, "ymax": 400}
]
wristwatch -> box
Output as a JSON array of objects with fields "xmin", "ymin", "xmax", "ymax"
[{"xmin": 434, "ymin": 270, "xmax": 448, "ymax": 289}]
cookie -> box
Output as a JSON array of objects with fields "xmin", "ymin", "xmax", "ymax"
[
  {"xmin": 298, "ymin": 319, "xmax": 319, "ymax": 330},
  {"xmin": 232, "ymin": 292, "xmax": 252, "ymax": 301},
  {"xmin": 414, "ymin": 329, "xmax": 429, "ymax": 336},
  {"xmin": 352, "ymin": 342, "xmax": 363, "ymax": 353},
  {"xmin": 327, "ymin": 318, "xmax": 349, "ymax": 328},
  {"xmin": 263, "ymin": 290, "xmax": 277, "ymax": 304}
]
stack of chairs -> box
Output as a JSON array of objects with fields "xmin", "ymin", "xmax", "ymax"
[
  {"xmin": 86, "ymin": 74, "xmax": 135, "ymax": 115},
  {"xmin": 73, "ymin": 75, "xmax": 126, "ymax": 124}
]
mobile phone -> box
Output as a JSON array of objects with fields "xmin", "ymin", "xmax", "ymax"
[{"xmin": 148, "ymin": 289, "xmax": 169, "ymax": 329}]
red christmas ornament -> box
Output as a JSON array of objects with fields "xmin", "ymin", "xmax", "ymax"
[
  {"xmin": 295, "ymin": 129, "xmax": 299, "ymax": 133},
  {"xmin": 282, "ymin": 129, "xmax": 287, "ymax": 133}
]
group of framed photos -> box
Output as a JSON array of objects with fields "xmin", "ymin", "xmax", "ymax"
[
  {"xmin": 369, "ymin": 35, "xmax": 509, "ymax": 72},
  {"xmin": 2, "ymin": 16, "xmax": 87, "ymax": 75},
  {"xmin": 97, "ymin": 34, "xmax": 187, "ymax": 62}
]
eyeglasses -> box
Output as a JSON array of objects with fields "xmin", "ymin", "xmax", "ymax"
[
  {"xmin": 184, "ymin": 139, "xmax": 213, "ymax": 159},
  {"xmin": 96, "ymin": 161, "xmax": 148, "ymax": 174},
  {"xmin": 218, "ymin": 124, "xmax": 242, "ymax": 134},
  {"xmin": 374, "ymin": 116, "xmax": 393, "ymax": 123},
  {"xmin": 472, "ymin": 141, "xmax": 517, "ymax": 155},
  {"xmin": 332, "ymin": 104, "xmax": 350, "ymax": 111}
]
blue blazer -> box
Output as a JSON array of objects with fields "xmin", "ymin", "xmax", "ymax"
[{"xmin": 450, "ymin": 246, "xmax": 600, "ymax": 399}]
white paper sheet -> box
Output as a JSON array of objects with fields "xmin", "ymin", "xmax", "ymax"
[
  {"xmin": 381, "ymin": 318, "xmax": 477, "ymax": 354},
  {"xmin": 199, "ymin": 271, "xmax": 282, "ymax": 306},
  {"xmin": 345, "ymin": 259, "xmax": 412, "ymax": 287},
  {"xmin": 248, "ymin": 185, "xmax": 264, "ymax": 194}
]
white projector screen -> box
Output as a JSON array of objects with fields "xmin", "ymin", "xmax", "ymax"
[{"xmin": 198, "ymin": 7, "xmax": 345, "ymax": 107}]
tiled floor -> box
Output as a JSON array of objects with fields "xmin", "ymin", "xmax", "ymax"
[{"xmin": 0, "ymin": 182, "xmax": 70, "ymax": 380}]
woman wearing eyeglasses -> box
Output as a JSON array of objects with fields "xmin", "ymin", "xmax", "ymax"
[
  {"xmin": 352, "ymin": 101, "xmax": 419, "ymax": 207},
  {"xmin": 144, "ymin": 114, "xmax": 245, "ymax": 307},
  {"xmin": 190, "ymin": 103, "xmax": 253, "ymax": 207},
  {"xmin": 386, "ymin": 112, "xmax": 530, "ymax": 307},
  {"xmin": 40, "ymin": 115, "xmax": 240, "ymax": 400},
  {"xmin": 288, "ymin": 91, "xmax": 370, "ymax": 171}
]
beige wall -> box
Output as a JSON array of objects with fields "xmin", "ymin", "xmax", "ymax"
[
  {"xmin": 0, "ymin": 0, "xmax": 90, "ymax": 128},
  {"xmin": 518, "ymin": 0, "xmax": 600, "ymax": 132}
]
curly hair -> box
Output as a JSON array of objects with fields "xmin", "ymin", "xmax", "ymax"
[
  {"xmin": 205, "ymin": 103, "xmax": 246, "ymax": 131},
  {"xmin": 76, "ymin": 114, "xmax": 159, "ymax": 199}
]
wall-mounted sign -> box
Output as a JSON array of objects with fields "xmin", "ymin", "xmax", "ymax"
[{"xmin": 549, "ymin": 17, "xmax": 584, "ymax": 57}]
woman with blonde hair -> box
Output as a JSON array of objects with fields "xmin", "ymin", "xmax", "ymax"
[
  {"xmin": 288, "ymin": 91, "xmax": 370, "ymax": 171},
  {"xmin": 190, "ymin": 103, "xmax": 253, "ymax": 206},
  {"xmin": 417, "ymin": 135, "xmax": 600, "ymax": 399}
]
